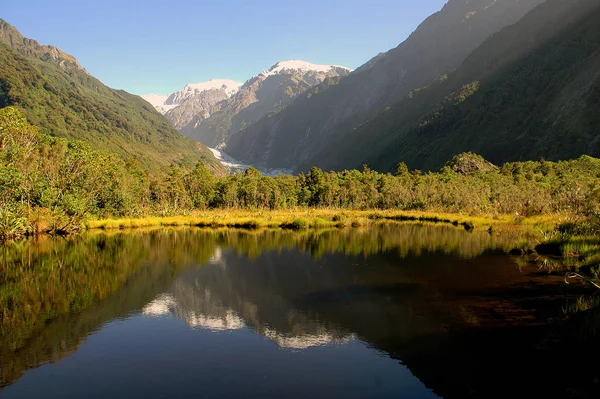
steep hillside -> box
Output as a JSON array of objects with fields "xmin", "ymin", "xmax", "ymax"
[
  {"xmin": 225, "ymin": 0, "xmax": 545, "ymax": 170},
  {"xmin": 182, "ymin": 60, "xmax": 351, "ymax": 148},
  {"xmin": 0, "ymin": 19, "xmax": 223, "ymax": 172},
  {"xmin": 311, "ymin": 0, "xmax": 600, "ymax": 172}
]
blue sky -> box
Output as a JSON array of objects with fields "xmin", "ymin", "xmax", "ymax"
[{"xmin": 3, "ymin": 0, "xmax": 447, "ymax": 95}]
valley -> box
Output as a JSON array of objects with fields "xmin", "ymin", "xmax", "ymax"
[{"xmin": 2, "ymin": 0, "xmax": 600, "ymax": 397}]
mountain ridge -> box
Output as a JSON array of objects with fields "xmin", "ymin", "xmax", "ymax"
[
  {"xmin": 141, "ymin": 78, "xmax": 243, "ymax": 114},
  {"xmin": 0, "ymin": 19, "xmax": 86, "ymax": 74},
  {"xmin": 223, "ymin": 0, "xmax": 546, "ymax": 171},
  {"xmin": 308, "ymin": 0, "xmax": 600, "ymax": 172}
]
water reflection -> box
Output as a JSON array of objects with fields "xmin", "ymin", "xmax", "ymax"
[
  {"xmin": 0, "ymin": 224, "xmax": 590, "ymax": 397},
  {"xmin": 144, "ymin": 293, "xmax": 246, "ymax": 331}
]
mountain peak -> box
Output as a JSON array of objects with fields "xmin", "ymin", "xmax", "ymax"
[
  {"xmin": 260, "ymin": 60, "xmax": 352, "ymax": 77},
  {"xmin": 181, "ymin": 79, "xmax": 243, "ymax": 98}
]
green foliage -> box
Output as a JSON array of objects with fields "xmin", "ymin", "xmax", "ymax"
[
  {"xmin": 0, "ymin": 207, "xmax": 28, "ymax": 239},
  {"xmin": 396, "ymin": 162, "xmax": 410, "ymax": 177},
  {"xmin": 0, "ymin": 107, "xmax": 169, "ymax": 233},
  {"xmin": 2, "ymin": 108, "xmax": 600, "ymax": 239},
  {"xmin": 445, "ymin": 152, "xmax": 499, "ymax": 175},
  {"xmin": 444, "ymin": 81, "xmax": 480, "ymax": 105}
]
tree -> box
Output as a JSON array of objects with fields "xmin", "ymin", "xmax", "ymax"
[
  {"xmin": 396, "ymin": 162, "xmax": 410, "ymax": 178},
  {"xmin": 305, "ymin": 166, "xmax": 326, "ymax": 207}
]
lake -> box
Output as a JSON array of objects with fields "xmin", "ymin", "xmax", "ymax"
[{"xmin": 0, "ymin": 224, "xmax": 594, "ymax": 398}]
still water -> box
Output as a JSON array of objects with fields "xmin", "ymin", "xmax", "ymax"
[{"xmin": 0, "ymin": 224, "xmax": 591, "ymax": 398}]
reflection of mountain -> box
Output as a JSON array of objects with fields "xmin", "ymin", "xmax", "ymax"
[
  {"xmin": 144, "ymin": 293, "xmax": 245, "ymax": 331},
  {"xmin": 262, "ymin": 329, "xmax": 353, "ymax": 350},
  {"xmin": 144, "ymin": 246, "xmax": 357, "ymax": 348},
  {"xmin": 139, "ymin": 242, "xmax": 586, "ymax": 398},
  {"xmin": 141, "ymin": 244, "xmax": 521, "ymax": 350},
  {"xmin": 136, "ymin": 224, "xmax": 520, "ymax": 351}
]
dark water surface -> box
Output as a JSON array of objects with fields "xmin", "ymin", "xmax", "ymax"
[{"xmin": 0, "ymin": 224, "xmax": 593, "ymax": 398}]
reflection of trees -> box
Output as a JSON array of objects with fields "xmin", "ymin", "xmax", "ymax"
[
  {"xmin": 213, "ymin": 223, "xmax": 517, "ymax": 260},
  {"xmin": 1, "ymin": 224, "xmax": 530, "ymax": 391},
  {"xmin": 0, "ymin": 230, "xmax": 215, "ymax": 387},
  {"xmin": 0, "ymin": 251, "xmax": 176, "ymax": 387}
]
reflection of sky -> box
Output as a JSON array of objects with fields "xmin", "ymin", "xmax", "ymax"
[{"xmin": 3, "ymin": 313, "xmax": 440, "ymax": 399}]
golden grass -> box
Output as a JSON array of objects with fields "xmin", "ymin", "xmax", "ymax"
[
  {"xmin": 85, "ymin": 208, "xmax": 572, "ymax": 238},
  {"xmin": 86, "ymin": 210, "xmax": 371, "ymax": 231}
]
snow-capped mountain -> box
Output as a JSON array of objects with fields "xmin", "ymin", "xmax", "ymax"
[
  {"xmin": 257, "ymin": 60, "xmax": 351, "ymax": 84},
  {"xmin": 165, "ymin": 79, "xmax": 242, "ymax": 106},
  {"xmin": 181, "ymin": 60, "xmax": 352, "ymax": 147},
  {"xmin": 142, "ymin": 79, "xmax": 242, "ymax": 114},
  {"xmin": 142, "ymin": 79, "xmax": 243, "ymax": 129}
]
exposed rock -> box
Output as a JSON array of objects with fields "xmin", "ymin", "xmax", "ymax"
[{"xmin": 446, "ymin": 153, "xmax": 499, "ymax": 174}]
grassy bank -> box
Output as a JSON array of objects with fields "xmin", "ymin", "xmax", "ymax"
[
  {"xmin": 86, "ymin": 210, "xmax": 600, "ymax": 276},
  {"xmin": 85, "ymin": 209, "xmax": 565, "ymax": 236}
]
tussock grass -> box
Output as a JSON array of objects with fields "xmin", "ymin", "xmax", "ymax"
[
  {"xmin": 281, "ymin": 218, "xmax": 310, "ymax": 230},
  {"xmin": 85, "ymin": 209, "xmax": 571, "ymax": 237},
  {"xmin": 536, "ymin": 236, "xmax": 600, "ymax": 269},
  {"xmin": 85, "ymin": 210, "xmax": 591, "ymax": 269}
]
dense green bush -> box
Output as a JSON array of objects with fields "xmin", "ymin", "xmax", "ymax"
[{"xmin": 2, "ymin": 105, "xmax": 600, "ymax": 239}]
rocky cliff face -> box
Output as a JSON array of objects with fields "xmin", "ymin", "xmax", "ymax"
[
  {"xmin": 0, "ymin": 19, "xmax": 86, "ymax": 73},
  {"xmin": 181, "ymin": 60, "xmax": 351, "ymax": 148},
  {"xmin": 224, "ymin": 0, "xmax": 546, "ymax": 171}
]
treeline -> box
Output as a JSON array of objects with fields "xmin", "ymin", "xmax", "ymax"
[{"xmin": 2, "ymin": 106, "xmax": 600, "ymax": 238}]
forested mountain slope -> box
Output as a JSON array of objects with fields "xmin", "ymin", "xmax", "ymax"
[
  {"xmin": 0, "ymin": 19, "xmax": 222, "ymax": 172},
  {"xmin": 311, "ymin": 0, "xmax": 600, "ymax": 172}
]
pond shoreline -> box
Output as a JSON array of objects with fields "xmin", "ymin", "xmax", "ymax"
[
  {"xmin": 4, "ymin": 210, "xmax": 595, "ymax": 271},
  {"xmin": 84, "ymin": 211, "xmax": 600, "ymax": 282},
  {"xmin": 85, "ymin": 209, "xmax": 562, "ymax": 235}
]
